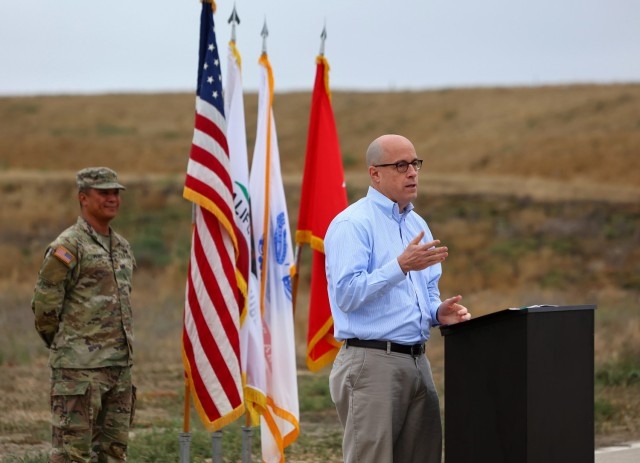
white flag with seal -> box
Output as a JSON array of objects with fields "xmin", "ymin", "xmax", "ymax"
[{"xmin": 249, "ymin": 51, "xmax": 300, "ymax": 463}]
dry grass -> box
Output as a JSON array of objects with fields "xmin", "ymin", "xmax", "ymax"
[
  {"xmin": 1, "ymin": 84, "xmax": 639, "ymax": 459},
  {"xmin": 2, "ymin": 84, "xmax": 640, "ymax": 186}
]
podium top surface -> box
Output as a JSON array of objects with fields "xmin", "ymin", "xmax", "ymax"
[{"xmin": 439, "ymin": 304, "xmax": 596, "ymax": 336}]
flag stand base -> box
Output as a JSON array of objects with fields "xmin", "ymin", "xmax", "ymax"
[
  {"xmin": 211, "ymin": 430, "xmax": 223, "ymax": 462},
  {"xmin": 242, "ymin": 425, "xmax": 253, "ymax": 462},
  {"xmin": 179, "ymin": 432, "xmax": 191, "ymax": 463}
]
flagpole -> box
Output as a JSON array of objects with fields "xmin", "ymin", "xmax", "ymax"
[
  {"xmin": 242, "ymin": 412, "xmax": 253, "ymax": 463},
  {"xmin": 181, "ymin": 4, "xmax": 209, "ymax": 461},
  {"xmin": 295, "ymin": 23, "xmax": 348, "ymax": 371},
  {"xmin": 228, "ymin": 3, "xmax": 239, "ymax": 43},
  {"xmin": 183, "ymin": 202, "xmax": 196, "ymax": 435},
  {"xmin": 319, "ymin": 22, "xmax": 327, "ymax": 57},
  {"xmin": 227, "ymin": 6, "xmax": 254, "ymax": 457},
  {"xmin": 250, "ymin": 27, "xmax": 301, "ymax": 459},
  {"xmin": 293, "ymin": 24, "xmax": 327, "ymax": 317},
  {"xmin": 180, "ymin": 380, "xmax": 191, "ymax": 461},
  {"xmin": 292, "ymin": 245, "xmax": 302, "ymax": 314},
  {"xmin": 179, "ymin": 387, "xmax": 191, "ymax": 463},
  {"xmin": 184, "ymin": 0, "xmax": 245, "ymax": 453},
  {"xmin": 259, "ymin": 20, "xmax": 272, "ymax": 314},
  {"xmin": 180, "ymin": 203, "xmax": 196, "ymax": 463},
  {"xmin": 183, "ymin": 376, "xmax": 191, "ymax": 432}
]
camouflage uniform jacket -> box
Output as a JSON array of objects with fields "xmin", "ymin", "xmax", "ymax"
[{"xmin": 32, "ymin": 217, "xmax": 135, "ymax": 368}]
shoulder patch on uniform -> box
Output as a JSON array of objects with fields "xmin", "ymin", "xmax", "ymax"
[{"xmin": 52, "ymin": 245, "xmax": 76, "ymax": 267}]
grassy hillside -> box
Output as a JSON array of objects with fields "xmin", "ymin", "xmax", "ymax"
[
  {"xmin": 2, "ymin": 84, "xmax": 639, "ymax": 186},
  {"xmin": 0, "ymin": 84, "xmax": 639, "ymax": 459}
]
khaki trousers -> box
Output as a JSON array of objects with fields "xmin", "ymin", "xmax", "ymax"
[{"xmin": 330, "ymin": 344, "xmax": 442, "ymax": 463}]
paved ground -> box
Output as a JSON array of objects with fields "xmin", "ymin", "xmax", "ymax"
[{"xmin": 595, "ymin": 442, "xmax": 640, "ymax": 463}]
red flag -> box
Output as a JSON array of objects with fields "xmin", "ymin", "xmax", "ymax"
[
  {"xmin": 182, "ymin": 2, "xmax": 244, "ymax": 430},
  {"xmin": 295, "ymin": 56, "xmax": 348, "ymax": 372}
]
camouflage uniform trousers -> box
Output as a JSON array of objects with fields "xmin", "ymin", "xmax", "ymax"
[{"xmin": 49, "ymin": 366, "xmax": 136, "ymax": 463}]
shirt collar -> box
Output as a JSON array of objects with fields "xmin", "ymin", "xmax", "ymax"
[
  {"xmin": 366, "ymin": 186, "xmax": 414, "ymax": 222},
  {"xmin": 77, "ymin": 216, "xmax": 115, "ymax": 248}
]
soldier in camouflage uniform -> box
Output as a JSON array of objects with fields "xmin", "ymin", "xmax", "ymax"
[{"xmin": 32, "ymin": 167, "xmax": 136, "ymax": 463}]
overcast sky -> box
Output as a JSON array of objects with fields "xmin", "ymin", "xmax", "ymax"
[{"xmin": 1, "ymin": 0, "xmax": 639, "ymax": 95}]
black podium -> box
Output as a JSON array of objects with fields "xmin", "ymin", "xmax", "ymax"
[{"xmin": 440, "ymin": 304, "xmax": 596, "ymax": 463}]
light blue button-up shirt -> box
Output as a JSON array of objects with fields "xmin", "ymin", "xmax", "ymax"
[{"xmin": 325, "ymin": 187, "xmax": 442, "ymax": 344}]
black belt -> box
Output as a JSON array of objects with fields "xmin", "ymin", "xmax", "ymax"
[{"xmin": 345, "ymin": 338, "xmax": 425, "ymax": 357}]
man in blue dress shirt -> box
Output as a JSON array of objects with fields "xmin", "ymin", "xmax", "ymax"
[{"xmin": 325, "ymin": 134, "xmax": 471, "ymax": 463}]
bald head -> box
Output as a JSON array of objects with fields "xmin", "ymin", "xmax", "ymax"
[
  {"xmin": 366, "ymin": 134, "xmax": 420, "ymax": 211},
  {"xmin": 366, "ymin": 134, "xmax": 416, "ymax": 166}
]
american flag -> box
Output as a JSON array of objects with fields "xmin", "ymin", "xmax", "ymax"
[{"xmin": 182, "ymin": 1, "xmax": 244, "ymax": 431}]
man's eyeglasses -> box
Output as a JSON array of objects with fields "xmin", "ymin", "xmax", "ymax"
[{"xmin": 373, "ymin": 159, "xmax": 423, "ymax": 173}]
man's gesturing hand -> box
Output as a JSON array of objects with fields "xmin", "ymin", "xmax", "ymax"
[
  {"xmin": 437, "ymin": 295, "xmax": 471, "ymax": 325},
  {"xmin": 397, "ymin": 231, "xmax": 448, "ymax": 274}
]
